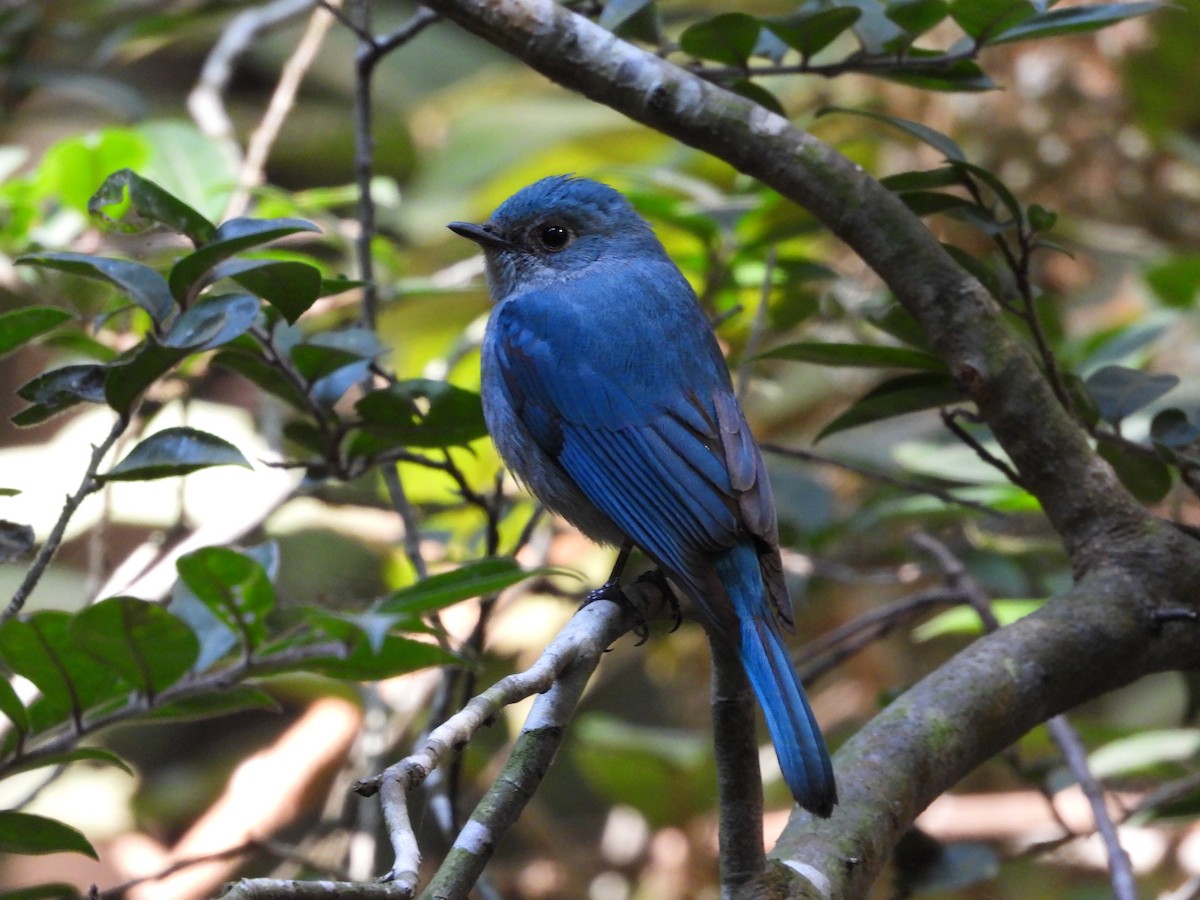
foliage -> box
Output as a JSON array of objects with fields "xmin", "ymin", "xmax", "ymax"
[{"xmin": 1, "ymin": 0, "xmax": 1198, "ymax": 898}]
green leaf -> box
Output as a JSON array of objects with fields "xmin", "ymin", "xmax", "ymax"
[
  {"xmin": 353, "ymin": 379, "xmax": 487, "ymax": 451},
  {"xmin": 88, "ymin": 168, "xmax": 216, "ymax": 244},
  {"xmin": 211, "ymin": 347, "xmax": 308, "ymax": 411},
  {"xmin": 818, "ymin": 107, "xmax": 965, "ymax": 161},
  {"xmin": 161, "ymin": 293, "xmax": 261, "ymax": 351},
  {"xmin": 378, "ymin": 558, "xmax": 557, "ymax": 617},
  {"xmin": 950, "ymin": 160, "xmax": 1023, "ymax": 226},
  {"xmin": 1098, "ymin": 440, "xmax": 1172, "ymax": 504},
  {"xmin": 729, "ymin": 80, "xmax": 786, "ymax": 115},
  {"xmin": 0, "ymin": 308, "xmax": 74, "ymax": 358},
  {"xmin": 213, "ymin": 259, "xmax": 322, "ymax": 324},
  {"xmin": 0, "ymin": 674, "xmax": 30, "ymax": 735},
  {"xmin": 879, "ymin": 58, "xmax": 996, "ymax": 92},
  {"xmin": 881, "ymin": 167, "xmax": 963, "ymax": 192},
  {"xmin": 0, "ymin": 881, "xmax": 80, "ymax": 899},
  {"xmin": 12, "ymin": 365, "xmax": 107, "ymax": 427},
  {"xmin": 679, "ymin": 13, "xmax": 761, "ymax": 66},
  {"xmin": 867, "ymin": 301, "xmax": 933, "ymax": 350},
  {"xmin": 103, "ymin": 340, "xmax": 188, "ymax": 415},
  {"xmin": 1088, "ymin": 729, "xmax": 1200, "ymax": 780},
  {"xmin": 1145, "ymin": 253, "xmax": 1200, "ymax": 309},
  {"xmin": 175, "ymin": 547, "xmax": 276, "ymax": 650},
  {"xmin": 1150, "ymin": 408, "xmax": 1200, "ymax": 449},
  {"xmin": 70, "ymin": 597, "xmax": 199, "ymax": 697},
  {"xmin": 598, "ymin": 0, "xmax": 656, "ymax": 32},
  {"xmin": 101, "ymin": 427, "xmax": 251, "ymax": 482},
  {"xmin": 990, "ymin": 2, "xmax": 1162, "ymax": 45},
  {"xmin": 897, "ymin": 191, "xmax": 975, "ymax": 217},
  {"xmin": 886, "ymin": 0, "xmax": 949, "ymax": 35},
  {"xmin": 948, "ymin": 0, "xmax": 1036, "ymax": 40},
  {"xmin": 765, "ymin": 7, "xmax": 862, "ymax": 58},
  {"xmin": 148, "ymin": 686, "xmax": 281, "ymax": 722},
  {"xmin": 913, "ymin": 599, "xmax": 1043, "ymax": 640},
  {"xmin": 757, "ymin": 341, "xmax": 946, "ymax": 371},
  {"xmin": 298, "ymin": 633, "xmax": 455, "ymax": 680},
  {"xmin": 2, "ymin": 746, "xmax": 133, "ymax": 779},
  {"xmin": 0, "ymin": 612, "xmax": 130, "ymax": 722},
  {"xmin": 817, "ymin": 372, "xmax": 963, "ymax": 441},
  {"xmin": 306, "ymin": 608, "xmax": 403, "ymax": 655},
  {"xmin": 15, "ymin": 253, "xmax": 174, "ymax": 326},
  {"xmin": 0, "ymin": 811, "xmax": 97, "ymax": 859},
  {"xmin": 1085, "ymin": 365, "xmax": 1179, "ymax": 424},
  {"xmin": 167, "ymin": 217, "xmax": 320, "ymax": 302}
]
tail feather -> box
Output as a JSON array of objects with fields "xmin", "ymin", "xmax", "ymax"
[{"xmin": 716, "ymin": 545, "xmax": 837, "ymax": 817}]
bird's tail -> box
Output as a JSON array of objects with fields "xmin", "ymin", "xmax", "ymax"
[{"xmin": 715, "ymin": 544, "xmax": 837, "ymax": 817}]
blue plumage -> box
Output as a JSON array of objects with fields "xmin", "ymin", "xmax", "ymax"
[{"xmin": 450, "ymin": 175, "xmax": 837, "ymax": 817}]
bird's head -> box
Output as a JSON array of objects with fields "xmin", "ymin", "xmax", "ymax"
[{"xmin": 448, "ymin": 175, "xmax": 665, "ymax": 297}]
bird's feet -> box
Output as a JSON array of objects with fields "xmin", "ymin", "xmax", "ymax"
[
  {"xmin": 633, "ymin": 569, "xmax": 681, "ymax": 632},
  {"xmin": 581, "ymin": 579, "xmax": 650, "ymax": 644}
]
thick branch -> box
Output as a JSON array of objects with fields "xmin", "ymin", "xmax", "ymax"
[{"xmin": 421, "ymin": 0, "xmax": 1149, "ymax": 573}]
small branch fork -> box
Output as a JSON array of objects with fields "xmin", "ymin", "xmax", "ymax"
[{"xmin": 350, "ymin": 588, "xmax": 658, "ymax": 896}]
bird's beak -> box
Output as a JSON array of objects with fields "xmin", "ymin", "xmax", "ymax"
[{"xmin": 448, "ymin": 221, "xmax": 512, "ymax": 250}]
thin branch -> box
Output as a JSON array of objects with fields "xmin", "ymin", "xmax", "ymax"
[
  {"xmin": 224, "ymin": 0, "xmax": 341, "ymax": 219},
  {"xmin": 4, "ymin": 414, "xmax": 128, "ymax": 623},
  {"xmin": 939, "ymin": 408, "xmax": 1026, "ymax": 488},
  {"xmin": 688, "ymin": 41, "xmax": 981, "ymax": 84}
]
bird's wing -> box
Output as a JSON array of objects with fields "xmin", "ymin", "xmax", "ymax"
[{"xmin": 490, "ymin": 280, "xmax": 785, "ymax": 619}]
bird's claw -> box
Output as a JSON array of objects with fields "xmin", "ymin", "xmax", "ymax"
[
  {"xmin": 581, "ymin": 579, "xmax": 650, "ymax": 644},
  {"xmin": 634, "ymin": 569, "xmax": 681, "ymax": 632}
]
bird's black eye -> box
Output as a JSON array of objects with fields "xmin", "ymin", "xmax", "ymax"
[{"xmin": 537, "ymin": 224, "xmax": 573, "ymax": 252}]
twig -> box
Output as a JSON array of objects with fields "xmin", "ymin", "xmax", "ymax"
[
  {"xmin": 225, "ymin": 0, "xmax": 341, "ymax": 219},
  {"xmin": 1045, "ymin": 715, "xmax": 1138, "ymax": 900},
  {"xmin": 760, "ymin": 442, "xmax": 1010, "ymax": 519},
  {"xmin": 939, "ymin": 408, "xmax": 1026, "ymax": 488},
  {"xmin": 913, "ymin": 531, "xmax": 1136, "ymax": 900},
  {"xmin": 382, "ymin": 465, "xmax": 429, "ymax": 581},
  {"xmin": 4, "ymin": 414, "xmax": 128, "ymax": 623},
  {"xmin": 188, "ymin": 0, "xmax": 316, "ymax": 143},
  {"xmin": 355, "ymin": 586, "xmax": 658, "ymax": 893}
]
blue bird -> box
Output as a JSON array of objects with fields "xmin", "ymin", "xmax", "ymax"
[{"xmin": 449, "ymin": 175, "xmax": 837, "ymax": 817}]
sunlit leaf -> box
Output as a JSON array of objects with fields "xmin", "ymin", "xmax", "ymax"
[
  {"xmin": 378, "ymin": 558, "xmax": 560, "ymax": 616},
  {"xmin": 1145, "ymin": 253, "xmax": 1200, "ymax": 309},
  {"xmin": 161, "ymin": 293, "xmax": 261, "ymax": 351},
  {"xmin": 353, "ymin": 379, "xmax": 487, "ymax": 450},
  {"xmin": 100, "ymin": 427, "xmax": 251, "ymax": 482},
  {"xmin": 71, "ymin": 597, "xmax": 200, "ymax": 697},
  {"xmin": 175, "ymin": 546, "xmax": 276, "ymax": 650},
  {"xmin": 88, "ymin": 168, "xmax": 216, "ymax": 244},
  {"xmin": 0, "ymin": 307, "xmax": 74, "ymax": 358},
  {"xmin": 0, "ymin": 674, "xmax": 30, "ymax": 735},
  {"xmin": 913, "ymin": 599, "xmax": 1043, "ymax": 640}
]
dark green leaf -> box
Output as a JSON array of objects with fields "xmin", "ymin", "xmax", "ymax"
[
  {"xmin": 379, "ymin": 558, "xmax": 556, "ymax": 616},
  {"xmin": 101, "ymin": 427, "xmax": 250, "ymax": 482},
  {"xmin": 2, "ymin": 746, "xmax": 133, "ymax": 779},
  {"xmin": 0, "ymin": 812, "xmax": 96, "ymax": 859},
  {"xmin": 148, "ymin": 686, "xmax": 281, "ymax": 722},
  {"xmin": 942, "ymin": 244, "xmax": 1009, "ymax": 305},
  {"xmin": 757, "ymin": 341, "xmax": 946, "ymax": 371},
  {"xmin": 0, "ymin": 307, "xmax": 74, "ymax": 358},
  {"xmin": 729, "ymin": 79, "xmax": 786, "ymax": 115},
  {"xmin": 167, "ymin": 217, "xmax": 320, "ymax": 302},
  {"xmin": 881, "ymin": 167, "xmax": 963, "ymax": 192},
  {"xmin": 1098, "ymin": 440, "xmax": 1172, "ymax": 504},
  {"xmin": 948, "ymin": 0, "xmax": 1036, "ymax": 40},
  {"xmin": 1027, "ymin": 203, "xmax": 1057, "ymax": 232},
  {"xmin": 319, "ymin": 276, "xmax": 368, "ymax": 298},
  {"xmin": 817, "ymin": 107, "xmax": 965, "ymax": 160},
  {"xmin": 298, "ymin": 633, "xmax": 455, "ymax": 680},
  {"xmin": 898, "ymin": 191, "xmax": 975, "ymax": 216},
  {"xmin": 950, "ymin": 160, "xmax": 1023, "ymax": 226},
  {"xmin": 817, "ymin": 372, "xmax": 963, "ymax": 441},
  {"xmin": 1145, "ymin": 254, "xmax": 1200, "ymax": 309},
  {"xmin": 213, "ymin": 259, "xmax": 322, "ymax": 324},
  {"xmin": 70, "ymin": 597, "xmax": 199, "ymax": 697},
  {"xmin": 16, "ymin": 253, "xmax": 174, "ymax": 325},
  {"xmin": 866, "ymin": 301, "xmax": 933, "ymax": 350},
  {"xmin": 175, "ymin": 547, "xmax": 276, "ymax": 650},
  {"xmin": 886, "ymin": 0, "xmax": 949, "ymax": 35},
  {"xmin": 1085, "ymin": 365, "xmax": 1179, "ymax": 424},
  {"xmin": 88, "ymin": 168, "xmax": 216, "ymax": 244},
  {"xmin": 12, "ymin": 365, "xmax": 107, "ymax": 427},
  {"xmin": 990, "ymin": 3, "xmax": 1162, "ymax": 45},
  {"xmin": 354, "ymin": 379, "xmax": 487, "ymax": 450},
  {"xmin": 879, "ymin": 57, "xmax": 996, "ymax": 92},
  {"xmin": 680, "ymin": 13, "xmax": 761, "ymax": 66},
  {"xmin": 0, "ymin": 520, "xmax": 35, "ymax": 563},
  {"xmin": 211, "ymin": 348, "xmax": 308, "ymax": 410},
  {"xmin": 290, "ymin": 344, "xmax": 372, "ymax": 384},
  {"xmin": 598, "ymin": 0, "xmax": 654, "ymax": 32},
  {"xmin": 1150, "ymin": 408, "xmax": 1200, "ymax": 448},
  {"xmin": 161, "ymin": 293, "xmax": 261, "ymax": 351},
  {"xmin": 0, "ymin": 674, "xmax": 30, "ymax": 734},
  {"xmin": 765, "ymin": 8, "xmax": 861, "ymax": 58},
  {"xmin": 0, "ymin": 880, "xmax": 80, "ymax": 899},
  {"xmin": 306, "ymin": 608, "xmax": 403, "ymax": 655},
  {"xmin": 103, "ymin": 340, "xmax": 187, "ymax": 415}
]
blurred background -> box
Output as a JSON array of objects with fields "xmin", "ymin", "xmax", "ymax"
[{"xmin": 1, "ymin": 0, "xmax": 1200, "ymax": 897}]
